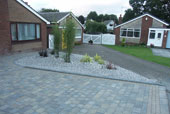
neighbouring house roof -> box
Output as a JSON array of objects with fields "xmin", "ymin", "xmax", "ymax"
[
  {"xmin": 104, "ymin": 20, "xmax": 113, "ymax": 25},
  {"xmin": 40, "ymin": 12, "xmax": 84, "ymax": 28},
  {"xmin": 115, "ymin": 13, "xmax": 169, "ymax": 28},
  {"xmin": 16, "ymin": 0, "xmax": 50, "ymax": 24},
  {"xmin": 40, "ymin": 12, "xmax": 70, "ymax": 23}
]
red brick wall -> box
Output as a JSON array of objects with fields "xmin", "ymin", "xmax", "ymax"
[
  {"xmin": 8, "ymin": 0, "xmax": 42, "ymax": 23},
  {"xmin": 140, "ymin": 16, "xmax": 153, "ymax": 44},
  {"xmin": 0, "ymin": 0, "xmax": 11, "ymax": 54},
  {"xmin": 7, "ymin": 0, "xmax": 47, "ymax": 52},
  {"xmin": 41, "ymin": 22, "xmax": 47, "ymax": 49},
  {"xmin": 162, "ymin": 31, "xmax": 168, "ymax": 48},
  {"xmin": 115, "ymin": 27, "xmax": 120, "ymax": 45}
]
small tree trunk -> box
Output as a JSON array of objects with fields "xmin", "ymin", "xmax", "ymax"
[{"xmin": 55, "ymin": 50, "xmax": 59, "ymax": 58}]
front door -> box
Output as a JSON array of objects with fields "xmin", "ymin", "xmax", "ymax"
[
  {"xmin": 154, "ymin": 30, "xmax": 164, "ymax": 47},
  {"xmin": 148, "ymin": 30, "xmax": 164, "ymax": 47},
  {"xmin": 166, "ymin": 31, "xmax": 170, "ymax": 48}
]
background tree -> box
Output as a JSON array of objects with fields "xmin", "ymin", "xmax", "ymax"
[
  {"xmin": 64, "ymin": 19, "xmax": 75, "ymax": 62},
  {"xmin": 129, "ymin": 0, "xmax": 170, "ymax": 25},
  {"xmin": 85, "ymin": 20, "xmax": 107, "ymax": 34},
  {"xmin": 52, "ymin": 24, "xmax": 61, "ymax": 57},
  {"xmin": 86, "ymin": 12, "xmax": 118, "ymax": 24},
  {"xmin": 123, "ymin": 9, "xmax": 135, "ymax": 22},
  {"xmin": 78, "ymin": 15, "xmax": 85, "ymax": 24},
  {"xmin": 40, "ymin": 8, "xmax": 59, "ymax": 12},
  {"xmin": 97, "ymin": 14, "xmax": 104, "ymax": 22},
  {"xmin": 87, "ymin": 11, "xmax": 98, "ymax": 21}
]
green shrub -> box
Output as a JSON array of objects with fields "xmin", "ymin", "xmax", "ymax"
[
  {"xmin": 52, "ymin": 24, "xmax": 61, "ymax": 57},
  {"xmin": 93, "ymin": 53, "xmax": 101, "ymax": 62},
  {"xmin": 121, "ymin": 38, "xmax": 126, "ymax": 47},
  {"xmin": 64, "ymin": 19, "xmax": 75, "ymax": 62},
  {"xmin": 93, "ymin": 54, "xmax": 105, "ymax": 64},
  {"xmin": 80, "ymin": 54, "xmax": 93, "ymax": 63},
  {"xmin": 98, "ymin": 59, "xmax": 105, "ymax": 64}
]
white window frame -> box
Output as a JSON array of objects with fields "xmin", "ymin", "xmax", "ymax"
[
  {"xmin": 149, "ymin": 30, "xmax": 156, "ymax": 39},
  {"xmin": 75, "ymin": 29, "xmax": 82, "ymax": 39},
  {"xmin": 120, "ymin": 28, "xmax": 141, "ymax": 38}
]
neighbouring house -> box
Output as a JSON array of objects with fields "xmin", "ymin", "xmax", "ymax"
[
  {"xmin": 40, "ymin": 12, "xmax": 84, "ymax": 48},
  {"xmin": 0, "ymin": 0, "xmax": 50, "ymax": 54},
  {"xmin": 104, "ymin": 20, "xmax": 115, "ymax": 33},
  {"xmin": 114, "ymin": 13, "xmax": 170, "ymax": 48}
]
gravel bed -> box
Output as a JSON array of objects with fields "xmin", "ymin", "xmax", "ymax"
[{"xmin": 15, "ymin": 52, "xmax": 158, "ymax": 84}]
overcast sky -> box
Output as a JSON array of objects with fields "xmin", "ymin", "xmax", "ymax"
[{"xmin": 24, "ymin": 0, "xmax": 131, "ymax": 17}]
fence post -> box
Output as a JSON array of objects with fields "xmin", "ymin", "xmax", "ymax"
[{"xmin": 101, "ymin": 34, "xmax": 102, "ymax": 44}]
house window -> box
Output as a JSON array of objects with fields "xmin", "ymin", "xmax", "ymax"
[
  {"xmin": 127, "ymin": 29, "xmax": 133, "ymax": 37},
  {"xmin": 157, "ymin": 33, "xmax": 161, "ymax": 38},
  {"xmin": 120, "ymin": 29, "xmax": 127, "ymax": 37},
  {"xmin": 11, "ymin": 24, "xmax": 17, "ymax": 41},
  {"xmin": 149, "ymin": 30, "xmax": 155, "ymax": 39},
  {"xmin": 11, "ymin": 23, "xmax": 41, "ymax": 41},
  {"xmin": 36, "ymin": 24, "xmax": 40, "ymax": 39},
  {"xmin": 75, "ymin": 29, "xmax": 81, "ymax": 38},
  {"xmin": 120, "ymin": 28, "xmax": 141, "ymax": 38},
  {"xmin": 134, "ymin": 29, "xmax": 140, "ymax": 37}
]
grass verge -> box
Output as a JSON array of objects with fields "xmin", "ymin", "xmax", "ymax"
[{"xmin": 104, "ymin": 45, "xmax": 170, "ymax": 67}]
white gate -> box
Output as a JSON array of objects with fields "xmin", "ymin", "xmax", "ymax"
[
  {"xmin": 83, "ymin": 33, "xmax": 115, "ymax": 45},
  {"xmin": 83, "ymin": 34, "xmax": 101, "ymax": 44},
  {"xmin": 49, "ymin": 34, "xmax": 54, "ymax": 49}
]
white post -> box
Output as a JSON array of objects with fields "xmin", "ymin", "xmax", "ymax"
[{"xmin": 101, "ymin": 34, "xmax": 102, "ymax": 44}]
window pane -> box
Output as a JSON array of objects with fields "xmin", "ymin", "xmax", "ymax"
[
  {"xmin": 120, "ymin": 30, "xmax": 127, "ymax": 36},
  {"xmin": 18, "ymin": 24, "xmax": 35, "ymax": 41},
  {"xmin": 36, "ymin": 24, "xmax": 40, "ymax": 39},
  {"xmin": 120, "ymin": 29, "xmax": 127, "ymax": 36},
  {"xmin": 75, "ymin": 29, "xmax": 81, "ymax": 37},
  {"xmin": 11, "ymin": 24, "xmax": 17, "ymax": 41},
  {"xmin": 150, "ymin": 30, "xmax": 155, "ymax": 39},
  {"xmin": 134, "ymin": 32, "xmax": 140, "ymax": 37},
  {"xmin": 127, "ymin": 30, "xmax": 133, "ymax": 37},
  {"xmin": 157, "ymin": 33, "xmax": 161, "ymax": 38}
]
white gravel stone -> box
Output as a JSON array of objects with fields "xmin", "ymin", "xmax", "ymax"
[{"xmin": 15, "ymin": 52, "xmax": 157, "ymax": 84}]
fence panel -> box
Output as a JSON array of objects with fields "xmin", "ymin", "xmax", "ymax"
[{"xmin": 102, "ymin": 34, "xmax": 115, "ymax": 45}]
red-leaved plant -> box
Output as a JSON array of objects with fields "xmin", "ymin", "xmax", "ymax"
[{"xmin": 106, "ymin": 62, "xmax": 117, "ymax": 70}]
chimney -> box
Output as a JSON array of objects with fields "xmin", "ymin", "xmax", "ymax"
[
  {"xmin": 119, "ymin": 14, "xmax": 122, "ymax": 24},
  {"xmin": 25, "ymin": 2, "xmax": 28, "ymax": 5}
]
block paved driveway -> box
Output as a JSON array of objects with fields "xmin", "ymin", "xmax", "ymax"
[
  {"xmin": 73, "ymin": 44, "xmax": 170, "ymax": 111},
  {"xmin": 0, "ymin": 52, "xmax": 169, "ymax": 114}
]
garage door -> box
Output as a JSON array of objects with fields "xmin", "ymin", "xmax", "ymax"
[{"xmin": 166, "ymin": 31, "xmax": 170, "ymax": 48}]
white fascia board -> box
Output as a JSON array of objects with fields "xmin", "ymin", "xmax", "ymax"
[
  {"xmin": 146, "ymin": 14, "xmax": 169, "ymax": 26},
  {"xmin": 16, "ymin": 0, "xmax": 50, "ymax": 24},
  {"xmin": 57, "ymin": 12, "xmax": 84, "ymax": 29},
  {"xmin": 70, "ymin": 12, "xmax": 85, "ymax": 29},
  {"xmin": 115, "ymin": 14, "xmax": 169, "ymax": 28},
  {"xmin": 57, "ymin": 13, "xmax": 70, "ymax": 23}
]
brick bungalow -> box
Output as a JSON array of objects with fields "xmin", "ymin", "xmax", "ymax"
[
  {"xmin": 114, "ymin": 14, "xmax": 170, "ymax": 48},
  {"xmin": 0, "ymin": 0, "xmax": 50, "ymax": 54},
  {"xmin": 40, "ymin": 12, "xmax": 84, "ymax": 49}
]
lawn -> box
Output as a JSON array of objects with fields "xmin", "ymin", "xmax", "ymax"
[{"xmin": 104, "ymin": 45, "xmax": 170, "ymax": 67}]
